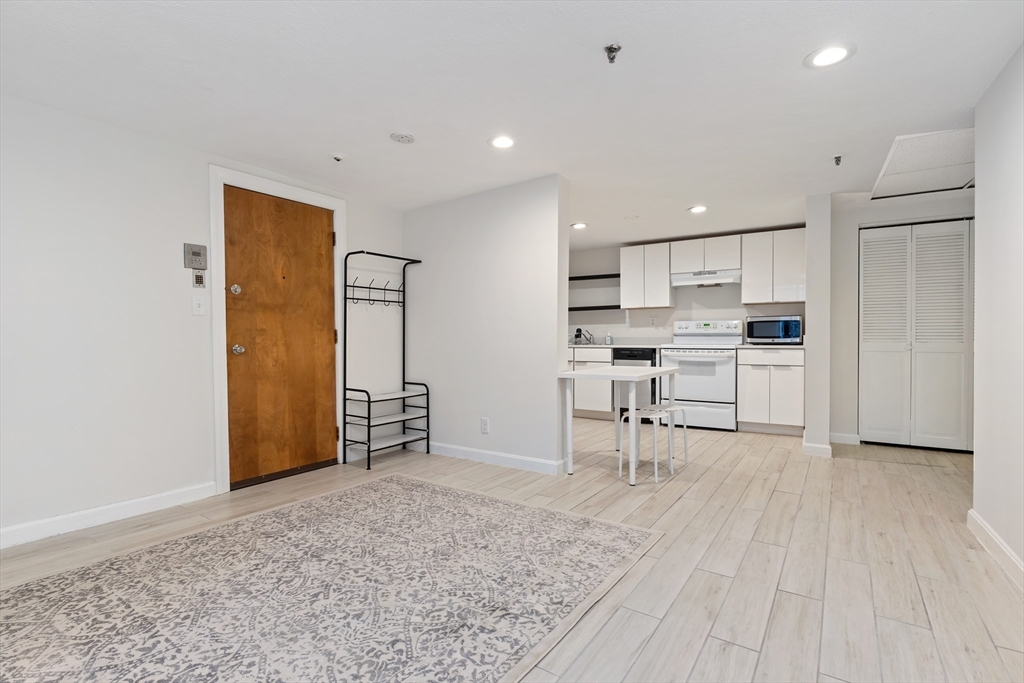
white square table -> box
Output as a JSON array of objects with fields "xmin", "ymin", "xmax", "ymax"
[{"xmin": 558, "ymin": 364, "xmax": 683, "ymax": 486}]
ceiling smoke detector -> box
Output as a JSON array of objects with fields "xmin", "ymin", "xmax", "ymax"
[{"xmin": 390, "ymin": 133, "xmax": 415, "ymax": 144}]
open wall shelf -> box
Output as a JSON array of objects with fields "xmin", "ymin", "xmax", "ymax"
[
  {"xmin": 568, "ymin": 305, "xmax": 621, "ymax": 312},
  {"xmin": 568, "ymin": 273, "xmax": 621, "ymax": 282},
  {"xmin": 568, "ymin": 273, "xmax": 621, "ymax": 311}
]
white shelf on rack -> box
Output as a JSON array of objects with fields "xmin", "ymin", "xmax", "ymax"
[
  {"xmin": 347, "ymin": 433, "xmax": 428, "ymax": 452},
  {"xmin": 346, "ymin": 411, "xmax": 427, "ymax": 427},
  {"xmin": 346, "ymin": 388, "xmax": 428, "ymax": 402}
]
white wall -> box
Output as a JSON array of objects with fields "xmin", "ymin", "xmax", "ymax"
[
  {"xmin": 972, "ymin": 44, "xmax": 1024, "ymax": 581},
  {"xmin": 404, "ymin": 175, "xmax": 567, "ymax": 473},
  {"xmin": 804, "ymin": 194, "xmax": 831, "ymax": 456},
  {"xmin": 829, "ymin": 191, "xmax": 975, "ymax": 443},
  {"xmin": 0, "ymin": 95, "xmax": 404, "ymax": 544}
]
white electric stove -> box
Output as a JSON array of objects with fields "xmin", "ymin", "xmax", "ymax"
[{"xmin": 659, "ymin": 320, "xmax": 742, "ymax": 430}]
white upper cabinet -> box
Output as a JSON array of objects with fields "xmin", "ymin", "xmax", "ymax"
[
  {"xmin": 643, "ymin": 242, "xmax": 672, "ymax": 308},
  {"xmin": 704, "ymin": 235, "xmax": 741, "ymax": 271},
  {"xmin": 670, "ymin": 234, "xmax": 741, "ymax": 273},
  {"xmin": 619, "ymin": 245, "xmax": 646, "ymax": 309},
  {"xmin": 773, "ymin": 228, "xmax": 806, "ymax": 302},
  {"xmin": 670, "ymin": 239, "xmax": 704, "ymax": 273},
  {"xmin": 741, "ymin": 232, "xmax": 774, "ymax": 304},
  {"xmin": 620, "ymin": 243, "xmax": 672, "ymax": 308},
  {"xmin": 741, "ymin": 229, "xmax": 806, "ymax": 304}
]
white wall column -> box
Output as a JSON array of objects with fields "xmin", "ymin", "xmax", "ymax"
[
  {"xmin": 403, "ymin": 175, "xmax": 567, "ymax": 474},
  {"xmin": 971, "ymin": 44, "xmax": 1024, "ymax": 589},
  {"xmin": 803, "ymin": 194, "xmax": 832, "ymax": 456}
]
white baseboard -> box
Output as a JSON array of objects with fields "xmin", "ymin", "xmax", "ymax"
[
  {"xmin": 802, "ymin": 441, "xmax": 833, "ymax": 457},
  {"xmin": 737, "ymin": 422, "xmax": 804, "ymax": 437},
  {"xmin": 967, "ymin": 509, "xmax": 1024, "ymax": 592},
  {"xmin": 830, "ymin": 432, "xmax": 860, "ymax": 445},
  {"xmin": 430, "ymin": 442, "xmax": 563, "ymax": 475},
  {"xmin": 0, "ymin": 481, "xmax": 217, "ymax": 550}
]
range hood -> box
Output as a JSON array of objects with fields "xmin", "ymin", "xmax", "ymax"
[{"xmin": 671, "ymin": 269, "xmax": 742, "ymax": 287}]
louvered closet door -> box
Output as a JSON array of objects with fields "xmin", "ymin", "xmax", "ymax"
[
  {"xmin": 910, "ymin": 221, "xmax": 970, "ymax": 450},
  {"xmin": 859, "ymin": 226, "xmax": 912, "ymax": 444}
]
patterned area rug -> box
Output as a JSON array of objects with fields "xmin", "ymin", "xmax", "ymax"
[{"xmin": 1, "ymin": 475, "xmax": 658, "ymax": 682}]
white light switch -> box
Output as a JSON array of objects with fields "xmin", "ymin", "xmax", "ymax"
[{"xmin": 192, "ymin": 295, "xmax": 208, "ymax": 316}]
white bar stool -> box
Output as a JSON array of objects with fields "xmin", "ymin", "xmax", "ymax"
[
  {"xmin": 618, "ymin": 408, "xmax": 672, "ymax": 483},
  {"xmin": 651, "ymin": 403, "xmax": 689, "ymax": 466}
]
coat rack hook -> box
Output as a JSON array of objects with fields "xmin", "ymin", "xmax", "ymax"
[{"xmin": 350, "ymin": 277, "xmax": 360, "ymax": 303}]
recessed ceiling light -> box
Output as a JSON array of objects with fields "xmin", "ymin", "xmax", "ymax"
[
  {"xmin": 489, "ymin": 135, "xmax": 515, "ymax": 149},
  {"xmin": 624, "ymin": 215, "xmax": 639, "ymax": 220},
  {"xmin": 570, "ymin": 223, "xmax": 587, "ymax": 230},
  {"xmin": 390, "ymin": 133, "xmax": 415, "ymax": 144},
  {"xmin": 804, "ymin": 43, "xmax": 857, "ymax": 68},
  {"xmin": 688, "ymin": 205, "xmax": 708, "ymax": 214}
]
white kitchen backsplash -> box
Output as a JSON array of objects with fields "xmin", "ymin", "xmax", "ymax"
[{"xmin": 568, "ymin": 283, "xmax": 805, "ymax": 341}]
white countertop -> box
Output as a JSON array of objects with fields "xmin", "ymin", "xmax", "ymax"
[
  {"xmin": 569, "ymin": 343, "xmax": 665, "ymax": 349},
  {"xmin": 558, "ymin": 365, "xmax": 681, "ymax": 381},
  {"xmin": 736, "ymin": 344, "xmax": 804, "ymax": 349}
]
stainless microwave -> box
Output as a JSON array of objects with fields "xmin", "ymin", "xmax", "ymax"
[{"xmin": 745, "ymin": 315, "xmax": 803, "ymax": 344}]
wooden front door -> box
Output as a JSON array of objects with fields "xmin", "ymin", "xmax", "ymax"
[{"xmin": 224, "ymin": 185, "xmax": 337, "ymax": 488}]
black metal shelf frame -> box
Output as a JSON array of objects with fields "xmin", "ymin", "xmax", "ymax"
[{"xmin": 342, "ymin": 251, "xmax": 429, "ymax": 470}]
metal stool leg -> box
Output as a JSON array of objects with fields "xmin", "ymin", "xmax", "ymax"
[
  {"xmin": 618, "ymin": 413, "xmax": 628, "ymax": 477},
  {"xmin": 652, "ymin": 420, "xmax": 659, "ymax": 484},
  {"xmin": 682, "ymin": 410, "xmax": 688, "ymax": 464}
]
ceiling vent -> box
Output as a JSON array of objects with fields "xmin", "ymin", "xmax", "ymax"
[{"xmin": 871, "ymin": 128, "xmax": 974, "ymax": 200}]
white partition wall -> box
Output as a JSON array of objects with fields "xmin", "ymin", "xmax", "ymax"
[{"xmin": 859, "ymin": 221, "xmax": 972, "ymax": 450}]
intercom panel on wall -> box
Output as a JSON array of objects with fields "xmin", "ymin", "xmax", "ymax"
[{"xmin": 183, "ymin": 243, "xmax": 207, "ymax": 270}]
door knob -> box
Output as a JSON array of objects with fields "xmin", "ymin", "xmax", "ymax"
[
  {"xmin": 905, "ymin": 343, "xmax": 913, "ymax": 351},
  {"xmin": 232, "ymin": 344, "xmax": 246, "ymax": 355},
  {"xmin": 230, "ymin": 284, "xmax": 242, "ymax": 295}
]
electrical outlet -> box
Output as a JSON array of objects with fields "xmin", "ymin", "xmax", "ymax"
[
  {"xmin": 480, "ymin": 417, "xmax": 490, "ymax": 434},
  {"xmin": 649, "ymin": 317, "xmax": 656, "ymax": 327}
]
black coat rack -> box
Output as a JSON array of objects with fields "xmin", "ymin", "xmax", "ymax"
[{"xmin": 342, "ymin": 250, "xmax": 429, "ymax": 469}]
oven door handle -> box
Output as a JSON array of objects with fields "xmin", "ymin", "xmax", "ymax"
[{"xmin": 661, "ymin": 352, "xmax": 736, "ymax": 360}]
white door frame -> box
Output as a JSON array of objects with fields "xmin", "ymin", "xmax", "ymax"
[{"xmin": 208, "ymin": 165, "xmax": 347, "ymax": 494}]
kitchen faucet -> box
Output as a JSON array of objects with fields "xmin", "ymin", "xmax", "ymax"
[{"xmin": 572, "ymin": 328, "xmax": 596, "ymax": 345}]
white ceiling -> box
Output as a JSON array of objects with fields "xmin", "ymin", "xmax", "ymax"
[{"xmin": 2, "ymin": 1, "xmax": 1021, "ymax": 249}]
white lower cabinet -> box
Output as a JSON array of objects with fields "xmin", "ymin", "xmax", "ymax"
[
  {"xmin": 737, "ymin": 349, "xmax": 804, "ymax": 428},
  {"xmin": 737, "ymin": 365, "xmax": 770, "ymax": 423},
  {"xmin": 769, "ymin": 365, "xmax": 805, "ymax": 426},
  {"xmin": 570, "ymin": 347, "xmax": 614, "ymax": 413},
  {"xmin": 573, "ymin": 361, "xmax": 613, "ymax": 412}
]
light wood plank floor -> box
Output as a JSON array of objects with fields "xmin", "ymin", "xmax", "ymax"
[{"xmin": 3, "ymin": 419, "xmax": 1022, "ymax": 682}]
